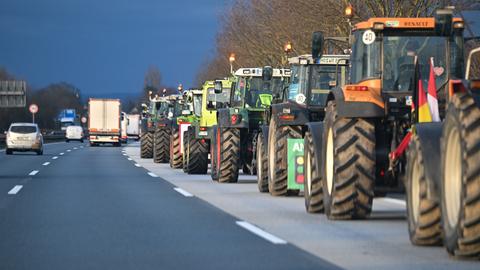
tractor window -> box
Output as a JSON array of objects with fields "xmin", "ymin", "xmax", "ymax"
[
  {"xmin": 288, "ymin": 65, "xmax": 300, "ymax": 100},
  {"xmin": 288, "ymin": 65, "xmax": 308, "ymax": 102},
  {"xmin": 383, "ymin": 35, "xmax": 448, "ymax": 92},
  {"xmin": 350, "ymin": 30, "xmax": 380, "ymax": 84},
  {"xmin": 232, "ymin": 77, "xmax": 246, "ymax": 107},
  {"xmin": 193, "ymin": 94, "xmax": 202, "ymax": 117},
  {"xmin": 244, "ymin": 77, "xmax": 275, "ymax": 108},
  {"xmin": 206, "ymin": 86, "xmax": 230, "ymax": 110},
  {"xmin": 309, "ymin": 65, "xmax": 345, "ymax": 106}
]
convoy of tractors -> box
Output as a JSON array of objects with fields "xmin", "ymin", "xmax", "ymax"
[{"xmin": 140, "ymin": 7, "xmax": 480, "ymax": 259}]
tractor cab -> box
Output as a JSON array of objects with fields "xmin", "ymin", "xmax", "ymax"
[{"xmin": 287, "ymin": 54, "xmax": 349, "ymax": 109}]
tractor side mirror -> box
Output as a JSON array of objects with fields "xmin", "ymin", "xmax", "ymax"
[
  {"xmin": 435, "ymin": 8, "xmax": 453, "ymax": 36},
  {"xmin": 312, "ymin": 31, "xmax": 324, "ymax": 60},
  {"xmin": 262, "ymin": 66, "xmax": 273, "ymax": 81},
  {"xmin": 214, "ymin": 81, "xmax": 223, "ymax": 94}
]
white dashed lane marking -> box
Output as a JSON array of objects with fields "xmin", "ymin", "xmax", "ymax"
[
  {"xmin": 59, "ymin": 153, "xmax": 64, "ymax": 156},
  {"xmin": 174, "ymin": 187, "xmax": 193, "ymax": 197},
  {"xmin": 148, "ymin": 172, "xmax": 158, "ymax": 178},
  {"xmin": 52, "ymin": 156, "xmax": 58, "ymax": 160},
  {"xmin": 42, "ymin": 162, "xmax": 50, "ymax": 166},
  {"xmin": 29, "ymin": 170, "xmax": 39, "ymax": 176},
  {"xmin": 236, "ymin": 221, "xmax": 287, "ymax": 245},
  {"xmin": 8, "ymin": 185, "xmax": 23, "ymax": 195},
  {"xmin": 134, "ymin": 164, "xmax": 141, "ymax": 167}
]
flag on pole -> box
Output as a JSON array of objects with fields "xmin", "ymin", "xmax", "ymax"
[
  {"xmin": 427, "ymin": 57, "xmax": 440, "ymax": 122},
  {"xmin": 418, "ymin": 79, "xmax": 432, "ymax": 123}
]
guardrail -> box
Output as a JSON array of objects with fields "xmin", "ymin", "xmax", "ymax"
[{"xmin": 0, "ymin": 134, "xmax": 66, "ymax": 149}]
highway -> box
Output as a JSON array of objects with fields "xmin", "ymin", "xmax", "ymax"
[
  {"xmin": 0, "ymin": 141, "xmax": 478, "ymax": 269},
  {"xmin": 0, "ymin": 142, "xmax": 334, "ymax": 270}
]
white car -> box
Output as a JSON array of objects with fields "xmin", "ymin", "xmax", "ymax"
[
  {"xmin": 66, "ymin": 125, "xmax": 84, "ymax": 142},
  {"xmin": 5, "ymin": 123, "xmax": 43, "ymax": 155}
]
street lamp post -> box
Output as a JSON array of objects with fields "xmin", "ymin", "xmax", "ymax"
[{"xmin": 229, "ymin": 53, "xmax": 236, "ymax": 74}]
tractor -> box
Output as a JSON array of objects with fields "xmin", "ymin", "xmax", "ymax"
[
  {"xmin": 182, "ymin": 79, "xmax": 233, "ymax": 174},
  {"xmin": 303, "ymin": 8, "xmax": 470, "ymax": 228},
  {"xmin": 140, "ymin": 94, "xmax": 170, "ymax": 159},
  {"xmin": 260, "ymin": 54, "xmax": 349, "ymax": 197},
  {"xmin": 210, "ymin": 67, "xmax": 290, "ymax": 183},
  {"xmin": 403, "ymin": 44, "xmax": 480, "ymax": 257},
  {"xmin": 169, "ymin": 89, "xmax": 201, "ymax": 169}
]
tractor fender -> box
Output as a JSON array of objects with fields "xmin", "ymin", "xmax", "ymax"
[
  {"xmin": 415, "ymin": 122, "xmax": 443, "ymax": 201},
  {"xmin": 305, "ymin": 122, "xmax": 324, "ymax": 176},
  {"xmin": 271, "ymin": 102, "xmax": 310, "ymax": 126},
  {"xmin": 327, "ymin": 89, "xmax": 384, "ymax": 118}
]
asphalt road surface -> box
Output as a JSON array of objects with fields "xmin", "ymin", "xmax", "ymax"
[{"xmin": 0, "ymin": 142, "xmax": 337, "ymax": 270}]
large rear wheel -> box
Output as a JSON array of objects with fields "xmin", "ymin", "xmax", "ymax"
[
  {"xmin": 441, "ymin": 93, "xmax": 480, "ymax": 258},
  {"xmin": 256, "ymin": 132, "xmax": 268, "ymax": 192},
  {"xmin": 268, "ymin": 118, "xmax": 301, "ymax": 196},
  {"xmin": 304, "ymin": 131, "xmax": 324, "ymax": 213},
  {"xmin": 210, "ymin": 126, "xmax": 219, "ymax": 181},
  {"xmin": 140, "ymin": 131, "xmax": 153, "ymax": 158},
  {"xmin": 154, "ymin": 126, "xmax": 170, "ymax": 163},
  {"xmin": 217, "ymin": 127, "xmax": 240, "ymax": 183},
  {"xmin": 170, "ymin": 127, "xmax": 182, "ymax": 168},
  {"xmin": 184, "ymin": 127, "xmax": 209, "ymax": 174},
  {"xmin": 322, "ymin": 101, "xmax": 375, "ymax": 220},
  {"xmin": 405, "ymin": 134, "xmax": 442, "ymax": 246}
]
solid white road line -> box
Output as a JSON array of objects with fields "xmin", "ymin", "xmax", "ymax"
[
  {"xmin": 236, "ymin": 221, "xmax": 287, "ymax": 245},
  {"xmin": 174, "ymin": 187, "xmax": 193, "ymax": 197},
  {"xmin": 379, "ymin": 197, "xmax": 407, "ymax": 207},
  {"xmin": 134, "ymin": 163, "xmax": 141, "ymax": 167},
  {"xmin": 52, "ymin": 156, "xmax": 58, "ymax": 160},
  {"xmin": 42, "ymin": 162, "xmax": 50, "ymax": 166},
  {"xmin": 29, "ymin": 170, "xmax": 39, "ymax": 176},
  {"xmin": 8, "ymin": 185, "xmax": 23, "ymax": 195},
  {"xmin": 59, "ymin": 153, "xmax": 64, "ymax": 155},
  {"xmin": 148, "ymin": 172, "xmax": 158, "ymax": 178}
]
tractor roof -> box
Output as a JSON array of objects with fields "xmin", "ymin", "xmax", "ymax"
[
  {"xmin": 288, "ymin": 54, "xmax": 350, "ymax": 65},
  {"xmin": 234, "ymin": 67, "xmax": 290, "ymax": 77},
  {"xmin": 355, "ymin": 17, "xmax": 463, "ymax": 30}
]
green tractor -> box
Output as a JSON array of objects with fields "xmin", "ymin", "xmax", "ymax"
[
  {"xmin": 183, "ymin": 79, "xmax": 233, "ymax": 174},
  {"xmin": 259, "ymin": 53, "xmax": 349, "ymax": 198},
  {"xmin": 169, "ymin": 89, "xmax": 201, "ymax": 169},
  {"xmin": 210, "ymin": 67, "xmax": 290, "ymax": 183},
  {"xmin": 140, "ymin": 94, "xmax": 170, "ymax": 159}
]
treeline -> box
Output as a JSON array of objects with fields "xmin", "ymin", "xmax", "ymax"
[
  {"xmin": 196, "ymin": 0, "xmax": 479, "ymax": 84},
  {"xmin": 0, "ymin": 67, "xmax": 84, "ymax": 132}
]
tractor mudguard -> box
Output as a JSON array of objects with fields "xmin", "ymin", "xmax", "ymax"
[
  {"xmin": 415, "ymin": 122, "xmax": 443, "ymax": 201},
  {"xmin": 271, "ymin": 102, "xmax": 310, "ymax": 126},
  {"xmin": 217, "ymin": 108, "xmax": 249, "ymax": 128},
  {"xmin": 328, "ymin": 89, "xmax": 384, "ymax": 118},
  {"xmin": 305, "ymin": 122, "xmax": 324, "ymax": 177}
]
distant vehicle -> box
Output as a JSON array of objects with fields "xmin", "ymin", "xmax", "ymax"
[
  {"xmin": 65, "ymin": 125, "xmax": 84, "ymax": 143},
  {"xmin": 58, "ymin": 109, "xmax": 77, "ymax": 131},
  {"xmin": 120, "ymin": 112, "xmax": 128, "ymax": 143},
  {"xmin": 5, "ymin": 123, "xmax": 43, "ymax": 155},
  {"xmin": 126, "ymin": 114, "xmax": 140, "ymax": 141},
  {"xmin": 88, "ymin": 98, "xmax": 121, "ymax": 147}
]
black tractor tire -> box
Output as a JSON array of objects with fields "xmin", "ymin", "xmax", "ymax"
[
  {"xmin": 322, "ymin": 101, "xmax": 375, "ymax": 220},
  {"xmin": 304, "ymin": 131, "xmax": 324, "ymax": 213},
  {"xmin": 169, "ymin": 127, "xmax": 183, "ymax": 169},
  {"xmin": 268, "ymin": 118, "xmax": 302, "ymax": 196},
  {"xmin": 256, "ymin": 132, "xmax": 268, "ymax": 192},
  {"xmin": 184, "ymin": 127, "xmax": 209, "ymax": 174},
  {"xmin": 140, "ymin": 132, "xmax": 153, "ymax": 158},
  {"xmin": 210, "ymin": 126, "xmax": 219, "ymax": 181},
  {"xmin": 154, "ymin": 127, "xmax": 170, "ymax": 163},
  {"xmin": 441, "ymin": 93, "xmax": 480, "ymax": 258},
  {"xmin": 217, "ymin": 128, "xmax": 241, "ymax": 183},
  {"xmin": 405, "ymin": 134, "xmax": 442, "ymax": 246}
]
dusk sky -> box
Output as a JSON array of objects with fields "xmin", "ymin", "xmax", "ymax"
[{"xmin": 0, "ymin": 0, "xmax": 229, "ymax": 98}]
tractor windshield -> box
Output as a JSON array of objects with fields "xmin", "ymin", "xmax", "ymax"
[
  {"xmin": 206, "ymin": 87, "xmax": 230, "ymax": 110},
  {"xmin": 383, "ymin": 35, "xmax": 448, "ymax": 92},
  {"xmin": 309, "ymin": 65, "xmax": 346, "ymax": 106},
  {"xmin": 350, "ymin": 30, "xmax": 381, "ymax": 84},
  {"xmin": 193, "ymin": 94, "xmax": 202, "ymax": 117},
  {"xmin": 232, "ymin": 77, "xmax": 279, "ymax": 108}
]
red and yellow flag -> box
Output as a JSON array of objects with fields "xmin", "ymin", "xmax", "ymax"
[
  {"xmin": 418, "ymin": 79, "xmax": 432, "ymax": 122},
  {"xmin": 427, "ymin": 57, "xmax": 440, "ymax": 122}
]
